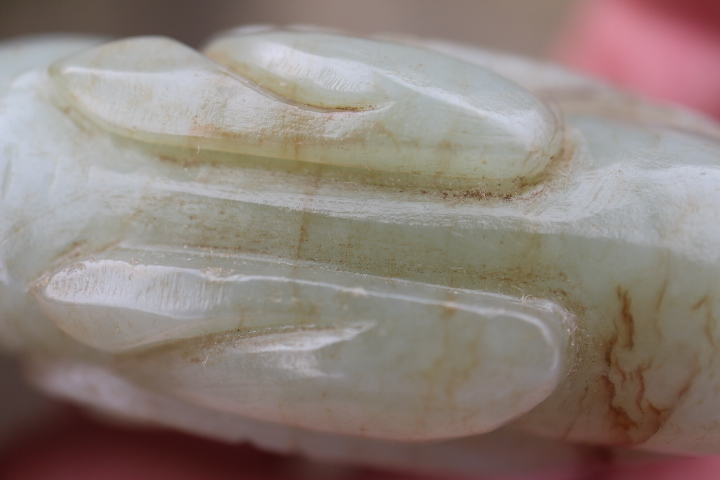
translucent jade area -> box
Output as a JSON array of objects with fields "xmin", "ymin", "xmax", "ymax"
[{"xmin": 50, "ymin": 33, "xmax": 563, "ymax": 180}]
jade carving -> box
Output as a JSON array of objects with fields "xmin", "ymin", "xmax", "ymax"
[{"xmin": 1, "ymin": 26, "xmax": 720, "ymax": 476}]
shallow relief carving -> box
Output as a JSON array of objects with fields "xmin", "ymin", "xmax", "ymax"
[{"xmin": 1, "ymin": 26, "xmax": 720, "ymax": 475}]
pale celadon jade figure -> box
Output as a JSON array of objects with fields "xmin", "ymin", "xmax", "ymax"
[{"xmin": 1, "ymin": 26, "xmax": 720, "ymax": 476}]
